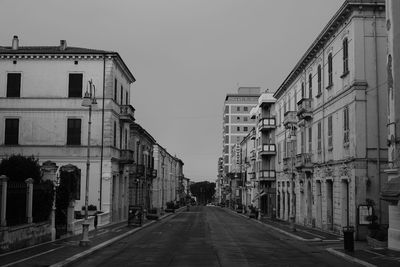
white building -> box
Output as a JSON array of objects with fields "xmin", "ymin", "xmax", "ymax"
[
  {"xmin": 274, "ymin": 0, "xmax": 388, "ymax": 239},
  {"xmin": 0, "ymin": 37, "xmax": 135, "ymax": 223},
  {"xmin": 381, "ymin": 0, "xmax": 400, "ymax": 251}
]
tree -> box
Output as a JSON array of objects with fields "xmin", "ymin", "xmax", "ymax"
[
  {"xmin": 190, "ymin": 181, "xmax": 216, "ymax": 204},
  {"xmin": 0, "ymin": 154, "xmax": 41, "ymax": 183}
]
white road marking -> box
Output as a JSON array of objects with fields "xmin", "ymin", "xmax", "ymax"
[{"xmin": 1, "ymin": 246, "xmax": 65, "ymax": 267}]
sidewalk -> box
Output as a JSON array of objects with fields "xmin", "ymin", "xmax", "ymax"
[
  {"xmin": 0, "ymin": 207, "xmax": 185, "ymax": 267},
  {"xmin": 223, "ymin": 207, "xmax": 400, "ymax": 267}
]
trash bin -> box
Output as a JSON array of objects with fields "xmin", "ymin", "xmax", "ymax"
[{"xmin": 343, "ymin": 226, "xmax": 354, "ymax": 252}]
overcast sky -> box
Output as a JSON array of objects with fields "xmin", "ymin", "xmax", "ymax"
[{"xmin": 0, "ymin": 0, "xmax": 343, "ymax": 182}]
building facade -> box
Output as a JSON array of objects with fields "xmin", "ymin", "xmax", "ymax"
[
  {"xmin": 274, "ymin": 0, "xmax": 388, "ymax": 238},
  {"xmin": 381, "ymin": 0, "xmax": 400, "ymax": 251},
  {"xmin": 152, "ymin": 144, "xmax": 183, "ymax": 211},
  {"xmin": 0, "ymin": 37, "xmax": 136, "ymax": 223},
  {"xmin": 129, "ymin": 123, "xmax": 157, "ymax": 213},
  {"xmin": 222, "ymin": 87, "xmax": 260, "ymax": 174}
]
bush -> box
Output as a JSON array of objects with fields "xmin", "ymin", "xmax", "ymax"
[
  {"xmin": 0, "ymin": 155, "xmax": 41, "ymax": 183},
  {"xmin": 166, "ymin": 201, "xmax": 175, "ymax": 209}
]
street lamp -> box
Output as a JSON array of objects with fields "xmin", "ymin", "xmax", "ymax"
[{"xmin": 80, "ymin": 79, "xmax": 97, "ymax": 247}]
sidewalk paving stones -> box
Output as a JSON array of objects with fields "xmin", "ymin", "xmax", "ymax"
[{"xmin": 0, "ymin": 207, "xmax": 185, "ymax": 267}]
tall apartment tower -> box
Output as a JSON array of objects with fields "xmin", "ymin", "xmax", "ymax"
[{"xmin": 222, "ymin": 87, "xmax": 260, "ymax": 175}]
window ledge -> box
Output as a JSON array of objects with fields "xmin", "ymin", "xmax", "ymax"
[
  {"xmin": 340, "ymin": 71, "xmax": 349, "ymax": 79},
  {"xmin": 328, "ymin": 146, "xmax": 333, "ymax": 151},
  {"xmin": 326, "ymin": 84, "xmax": 333, "ymax": 90},
  {"xmin": 315, "ymin": 92, "xmax": 322, "ymax": 98}
]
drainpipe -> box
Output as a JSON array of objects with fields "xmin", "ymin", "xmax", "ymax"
[
  {"xmin": 373, "ymin": 13, "xmax": 382, "ymax": 224},
  {"xmin": 99, "ymin": 54, "xmax": 106, "ymax": 211}
]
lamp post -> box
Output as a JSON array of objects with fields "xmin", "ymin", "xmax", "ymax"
[{"xmin": 80, "ymin": 79, "xmax": 97, "ymax": 247}]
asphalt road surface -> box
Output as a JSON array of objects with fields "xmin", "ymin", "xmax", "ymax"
[{"xmin": 72, "ymin": 206, "xmax": 358, "ymax": 267}]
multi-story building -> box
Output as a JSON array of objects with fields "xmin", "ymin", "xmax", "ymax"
[
  {"xmin": 255, "ymin": 92, "xmax": 277, "ymax": 217},
  {"xmin": 222, "ymin": 87, "xmax": 260, "ymax": 175},
  {"xmin": 152, "ymin": 144, "xmax": 183, "ymax": 211},
  {"xmin": 0, "ymin": 37, "xmax": 136, "ymax": 223},
  {"xmin": 274, "ymin": 0, "xmax": 388, "ymax": 239},
  {"xmin": 239, "ymin": 127, "xmax": 256, "ymax": 211},
  {"xmin": 381, "ymin": 0, "xmax": 400, "ymax": 251},
  {"xmin": 129, "ymin": 123, "xmax": 157, "ymax": 212},
  {"xmin": 215, "ymin": 157, "xmax": 224, "ymax": 203}
]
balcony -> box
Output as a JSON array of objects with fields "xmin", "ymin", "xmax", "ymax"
[
  {"xmin": 295, "ymin": 153, "xmax": 313, "ymax": 171},
  {"xmin": 259, "ymin": 170, "xmax": 276, "ymax": 182},
  {"xmin": 258, "ymin": 118, "xmax": 276, "ymax": 132},
  {"xmin": 120, "ymin": 105, "xmax": 135, "ymax": 122},
  {"xmin": 283, "ymin": 111, "xmax": 297, "ymax": 128},
  {"xmin": 258, "ymin": 93, "xmax": 276, "ymax": 108},
  {"xmin": 297, "ymin": 98, "xmax": 313, "ymax": 121},
  {"xmin": 283, "ymin": 157, "xmax": 293, "ymax": 172},
  {"xmin": 249, "ymin": 172, "xmax": 256, "ymax": 180},
  {"xmin": 259, "ymin": 144, "xmax": 276, "ymax": 157},
  {"xmin": 250, "ymin": 128, "xmax": 256, "ymax": 140},
  {"xmin": 131, "ymin": 164, "xmax": 145, "ymax": 177},
  {"xmin": 119, "ymin": 149, "xmax": 134, "ymax": 164},
  {"xmin": 250, "ymin": 150, "xmax": 256, "ymax": 161},
  {"xmin": 147, "ymin": 168, "xmax": 157, "ymax": 178}
]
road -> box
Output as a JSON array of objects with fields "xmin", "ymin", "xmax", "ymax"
[{"xmin": 72, "ymin": 206, "xmax": 358, "ymax": 267}]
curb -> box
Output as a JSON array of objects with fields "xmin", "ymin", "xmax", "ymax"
[
  {"xmin": 326, "ymin": 248, "xmax": 377, "ymax": 267},
  {"xmin": 50, "ymin": 209, "xmax": 181, "ymax": 267},
  {"xmin": 223, "ymin": 208, "xmax": 321, "ymax": 242}
]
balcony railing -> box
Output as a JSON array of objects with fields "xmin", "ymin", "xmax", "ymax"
[
  {"xmin": 259, "ymin": 170, "xmax": 276, "ymax": 182},
  {"xmin": 120, "ymin": 105, "xmax": 135, "ymax": 122},
  {"xmin": 259, "ymin": 144, "xmax": 276, "ymax": 156},
  {"xmin": 250, "ymin": 150, "xmax": 256, "ymax": 161},
  {"xmin": 295, "ymin": 153, "xmax": 313, "ymax": 169},
  {"xmin": 283, "ymin": 157, "xmax": 293, "ymax": 171},
  {"xmin": 120, "ymin": 149, "xmax": 134, "ymax": 164},
  {"xmin": 297, "ymin": 98, "xmax": 313, "ymax": 121},
  {"xmin": 258, "ymin": 117, "xmax": 276, "ymax": 131},
  {"xmin": 283, "ymin": 111, "xmax": 297, "ymax": 128}
]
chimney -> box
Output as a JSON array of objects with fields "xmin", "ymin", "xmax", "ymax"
[
  {"xmin": 60, "ymin": 40, "xmax": 67, "ymax": 51},
  {"xmin": 12, "ymin": 35, "xmax": 19, "ymax": 50}
]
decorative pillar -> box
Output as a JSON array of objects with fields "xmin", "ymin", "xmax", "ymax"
[
  {"xmin": 41, "ymin": 161, "xmax": 58, "ymax": 240},
  {"xmin": 0, "ymin": 175, "xmax": 9, "ymax": 227},
  {"xmin": 25, "ymin": 178, "xmax": 34, "ymax": 224}
]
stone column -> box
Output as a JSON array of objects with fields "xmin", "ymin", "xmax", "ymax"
[
  {"xmin": 0, "ymin": 175, "xmax": 9, "ymax": 227},
  {"xmin": 41, "ymin": 161, "xmax": 58, "ymax": 240},
  {"xmin": 25, "ymin": 178, "xmax": 34, "ymax": 224}
]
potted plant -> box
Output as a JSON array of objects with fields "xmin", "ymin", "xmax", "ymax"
[{"xmin": 165, "ymin": 201, "xmax": 175, "ymax": 213}]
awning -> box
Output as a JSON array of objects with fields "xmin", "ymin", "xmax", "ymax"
[{"xmin": 381, "ymin": 176, "xmax": 400, "ymax": 204}]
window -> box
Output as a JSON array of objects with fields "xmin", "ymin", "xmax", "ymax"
[
  {"xmin": 244, "ymin": 106, "xmax": 248, "ymax": 111},
  {"xmin": 342, "ymin": 38, "xmax": 349, "ymax": 75},
  {"xmin": 120, "ymin": 125, "xmax": 123, "ymax": 149},
  {"xmin": 7, "ymin": 73, "xmax": 21, "ymax": 97},
  {"xmin": 237, "ymin": 116, "xmax": 240, "ymax": 121},
  {"xmin": 327, "ymin": 53, "xmax": 333, "ymax": 87},
  {"xmin": 126, "ymin": 92, "xmax": 128, "ymax": 105},
  {"xmin": 308, "ymin": 73, "xmax": 312, "ymax": 98},
  {"xmin": 67, "ymin": 118, "xmax": 81, "ymax": 145},
  {"xmin": 244, "ymin": 127, "xmax": 248, "ymax": 132},
  {"xmin": 278, "ymin": 143, "xmax": 281, "ymax": 163},
  {"xmin": 301, "ymin": 82, "xmax": 305, "ymax": 99},
  {"xmin": 120, "ymin": 86, "xmax": 123, "ymax": 105},
  {"xmin": 317, "ymin": 65, "xmax": 322, "ymax": 95},
  {"xmin": 68, "ymin": 73, "xmax": 83, "ymax": 98},
  {"xmin": 317, "ymin": 122, "xmax": 322, "ymax": 153},
  {"xmin": 4, "ymin": 118, "xmax": 19, "ymax": 145},
  {"xmin": 300, "ymin": 130, "xmax": 305, "ymax": 153},
  {"xmin": 113, "ymin": 121, "xmax": 117, "ymax": 147},
  {"xmin": 308, "ymin": 127, "xmax": 312, "ymax": 153},
  {"xmin": 237, "ymin": 127, "xmax": 240, "ymax": 131},
  {"xmin": 237, "ymin": 107, "xmax": 240, "ymax": 112},
  {"xmin": 343, "ymin": 107, "xmax": 349, "ymax": 144},
  {"xmin": 328, "ymin": 116, "xmax": 333, "ymax": 149},
  {"xmin": 244, "ymin": 117, "xmax": 248, "ymax": 122},
  {"xmin": 114, "ymin": 79, "xmax": 118, "ymax": 102},
  {"xmin": 125, "ymin": 129, "xmax": 128, "ymax": 149}
]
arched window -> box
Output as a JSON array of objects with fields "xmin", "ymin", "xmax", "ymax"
[{"xmin": 308, "ymin": 73, "xmax": 312, "ymax": 98}]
